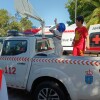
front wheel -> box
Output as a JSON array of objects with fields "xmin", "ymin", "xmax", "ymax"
[{"xmin": 32, "ymin": 81, "xmax": 70, "ymax": 100}]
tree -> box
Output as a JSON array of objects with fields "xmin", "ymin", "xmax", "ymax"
[
  {"xmin": 0, "ymin": 9, "xmax": 10, "ymax": 35},
  {"xmin": 65, "ymin": 0, "xmax": 100, "ymax": 28},
  {"xmin": 0, "ymin": 28, "xmax": 6, "ymax": 36},
  {"xmin": 8, "ymin": 21, "xmax": 22, "ymax": 31},
  {"xmin": 0, "ymin": 9, "xmax": 33, "ymax": 36},
  {"xmin": 20, "ymin": 18, "xmax": 33, "ymax": 31},
  {"xmin": 0, "ymin": 9, "xmax": 10, "ymax": 28},
  {"xmin": 83, "ymin": 0, "xmax": 100, "ymax": 28},
  {"xmin": 66, "ymin": 0, "xmax": 76, "ymax": 25}
]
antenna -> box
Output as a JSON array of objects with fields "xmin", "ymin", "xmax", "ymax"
[{"xmin": 14, "ymin": 0, "xmax": 45, "ymax": 37}]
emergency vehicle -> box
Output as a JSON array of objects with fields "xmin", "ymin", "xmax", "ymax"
[
  {"xmin": 61, "ymin": 23, "xmax": 100, "ymax": 55},
  {"xmin": 0, "ymin": 32, "xmax": 100, "ymax": 100},
  {"xmin": 36, "ymin": 24, "xmax": 75, "ymax": 54},
  {"xmin": 61, "ymin": 24, "xmax": 76, "ymax": 54},
  {"xmin": 3, "ymin": 0, "xmax": 100, "ymax": 99},
  {"xmin": 37, "ymin": 23, "xmax": 100, "ymax": 55},
  {"xmin": 87, "ymin": 24, "xmax": 100, "ymax": 54}
]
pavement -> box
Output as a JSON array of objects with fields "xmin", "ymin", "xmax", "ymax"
[{"xmin": 8, "ymin": 88, "xmax": 31, "ymax": 100}]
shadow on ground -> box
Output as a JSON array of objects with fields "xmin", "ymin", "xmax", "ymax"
[{"xmin": 8, "ymin": 88, "xmax": 31, "ymax": 100}]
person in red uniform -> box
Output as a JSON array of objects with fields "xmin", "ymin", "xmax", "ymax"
[{"xmin": 72, "ymin": 16, "xmax": 90, "ymax": 56}]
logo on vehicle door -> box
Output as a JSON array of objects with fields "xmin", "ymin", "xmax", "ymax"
[{"xmin": 85, "ymin": 69, "xmax": 93, "ymax": 84}]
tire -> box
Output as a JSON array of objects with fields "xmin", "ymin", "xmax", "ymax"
[{"xmin": 32, "ymin": 81, "xmax": 70, "ymax": 100}]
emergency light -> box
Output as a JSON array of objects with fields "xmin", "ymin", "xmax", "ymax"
[
  {"xmin": 7, "ymin": 30, "xmax": 23, "ymax": 36},
  {"xmin": 24, "ymin": 28, "xmax": 41, "ymax": 35},
  {"xmin": 7, "ymin": 29, "xmax": 41, "ymax": 36}
]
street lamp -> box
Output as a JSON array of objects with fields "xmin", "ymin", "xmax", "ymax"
[{"xmin": 75, "ymin": 0, "xmax": 77, "ymax": 22}]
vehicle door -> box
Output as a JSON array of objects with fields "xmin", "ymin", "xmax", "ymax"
[{"xmin": 1, "ymin": 39, "xmax": 30, "ymax": 89}]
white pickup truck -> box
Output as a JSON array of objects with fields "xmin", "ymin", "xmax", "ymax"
[{"xmin": 0, "ymin": 33, "xmax": 100, "ymax": 100}]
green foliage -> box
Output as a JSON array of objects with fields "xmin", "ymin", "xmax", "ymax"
[
  {"xmin": 0, "ymin": 9, "xmax": 33, "ymax": 36},
  {"xmin": 65, "ymin": 1, "xmax": 75, "ymax": 24},
  {"xmin": 66, "ymin": 0, "xmax": 100, "ymax": 28},
  {"xmin": 8, "ymin": 21, "xmax": 22, "ymax": 31},
  {"xmin": 0, "ymin": 9, "xmax": 10, "ymax": 36},
  {"xmin": 86, "ymin": 7, "xmax": 100, "ymax": 28},
  {"xmin": 0, "ymin": 9, "xmax": 10, "ymax": 28},
  {"xmin": 0, "ymin": 28, "xmax": 6, "ymax": 36},
  {"xmin": 20, "ymin": 18, "xmax": 33, "ymax": 31}
]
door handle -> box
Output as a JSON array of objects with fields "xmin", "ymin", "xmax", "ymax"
[{"xmin": 17, "ymin": 62, "xmax": 26, "ymax": 65}]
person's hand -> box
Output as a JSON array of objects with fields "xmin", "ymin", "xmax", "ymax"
[
  {"xmin": 86, "ymin": 46, "xmax": 90, "ymax": 50},
  {"xmin": 86, "ymin": 35, "xmax": 90, "ymax": 50},
  {"xmin": 54, "ymin": 18, "xmax": 57, "ymax": 25},
  {"xmin": 72, "ymin": 41, "xmax": 74, "ymax": 46}
]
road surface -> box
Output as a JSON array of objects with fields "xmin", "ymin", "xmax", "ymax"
[{"xmin": 8, "ymin": 88, "xmax": 31, "ymax": 100}]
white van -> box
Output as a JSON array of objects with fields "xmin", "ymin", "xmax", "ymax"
[
  {"xmin": 36, "ymin": 24, "xmax": 75, "ymax": 55},
  {"xmin": 61, "ymin": 24, "xmax": 76, "ymax": 54},
  {"xmin": 87, "ymin": 24, "xmax": 100, "ymax": 54}
]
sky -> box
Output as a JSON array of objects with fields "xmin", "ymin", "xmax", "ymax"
[{"xmin": 0, "ymin": 0, "xmax": 70, "ymax": 27}]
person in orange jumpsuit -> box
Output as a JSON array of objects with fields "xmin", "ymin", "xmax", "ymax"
[{"xmin": 72, "ymin": 16, "xmax": 90, "ymax": 56}]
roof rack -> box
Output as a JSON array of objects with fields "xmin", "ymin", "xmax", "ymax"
[{"xmin": 7, "ymin": 30, "xmax": 23, "ymax": 36}]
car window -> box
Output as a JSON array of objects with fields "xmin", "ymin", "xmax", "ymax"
[
  {"xmin": 2, "ymin": 40, "xmax": 27, "ymax": 56},
  {"xmin": 36, "ymin": 39, "xmax": 53, "ymax": 52}
]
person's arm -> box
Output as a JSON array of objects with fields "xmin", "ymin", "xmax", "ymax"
[
  {"xmin": 54, "ymin": 18, "xmax": 57, "ymax": 26},
  {"xmin": 72, "ymin": 37, "xmax": 75, "ymax": 46},
  {"xmin": 72, "ymin": 28, "xmax": 76, "ymax": 46},
  {"xmin": 83, "ymin": 27, "xmax": 90, "ymax": 50},
  {"xmin": 49, "ymin": 18, "xmax": 58, "ymax": 33},
  {"xmin": 49, "ymin": 25, "xmax": 56, "ymax": 33},
  {"xmin": 49, "ymin": 27, "xmax": 61, "ymax": 40},
  {"xmin": 86, "ymin": 34, "xmax": 90, "ymax": 49}
]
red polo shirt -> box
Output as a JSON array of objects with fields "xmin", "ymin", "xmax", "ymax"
[{"xmin": 74, "ymin": 26, "xmax": 88, "ymax": 51}]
